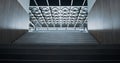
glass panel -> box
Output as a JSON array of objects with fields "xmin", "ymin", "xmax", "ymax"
[{"xmin": 29, "ymin": 6, "xmax": 88, "ymax": 31}]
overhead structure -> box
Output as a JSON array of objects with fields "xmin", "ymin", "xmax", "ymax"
[{"xmin": 29, "ymin": 0, "xmax": 88, "ymax": 31}]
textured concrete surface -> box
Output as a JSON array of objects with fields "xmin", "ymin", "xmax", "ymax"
[{"xmin": 14, "ymin": 32, "xmax": 98, "ymax": 45}]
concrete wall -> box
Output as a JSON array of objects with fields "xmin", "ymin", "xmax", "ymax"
[
  {"xmin": 88, "ymin": 0, "xmax": 120, "ymax": 44},
  {"xmin": 0, "ymin": 0, "xmax": 29, "ymax": 44},
  {"xmin": 88, "ymin": 0, "xmax": 96, "ymax": 12},
  {"xmin": 17, "ymin": 0, "xmax": 30, "ymax": 13}
]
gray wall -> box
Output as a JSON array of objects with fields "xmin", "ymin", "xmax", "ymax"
[
  {"xmin": 88, "ymin": 0, "xmax": 120, "ymax": 44},
  {"xmin": 17, "ymin": 0, "xmax": 30, "ymax": 13},
  {"xmin": 0, "ymin": 0, "xmax": 29, "ymax": 44},
  {"xmin": 88, "ymin": 0, "xmax": 96, "ymax": 12}
]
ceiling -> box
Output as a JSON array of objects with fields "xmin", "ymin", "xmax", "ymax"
[
  {"xmin": 30, "ymin": 0, "xmax": 87, "ymax": 6},
  {"xmin": 29, "ymin": 0, "xmax": 88, "ymax": 31}
]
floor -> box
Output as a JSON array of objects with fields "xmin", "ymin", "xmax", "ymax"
[{"xmin": 14, "ymin": 31, "xmax": 98, "ymax": 45}]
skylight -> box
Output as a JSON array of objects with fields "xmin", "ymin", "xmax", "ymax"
[{"xmin": 29, "ymin": 0, "xmax": 88, "ymax": 31}]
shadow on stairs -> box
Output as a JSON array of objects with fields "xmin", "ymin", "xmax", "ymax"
[{"xmin": 0, "ymin": 44, "xmax": 120, "ymax": 63}]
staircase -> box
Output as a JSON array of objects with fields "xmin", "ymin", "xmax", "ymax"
[
  {"xmin": 0, "ymin": 45, "xmax": 120, "ymax": 63},
  {"xmin": 14, "ymin": 32, "xmax": 97, "ymax": 44},
  {"xmin": 0, "ymin": 32, "xmax": 120, "ymax": 63}
]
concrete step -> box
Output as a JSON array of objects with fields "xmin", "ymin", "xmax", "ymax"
[
  {"xmin": 14, "ymin": 32, "xmax": 97, "ymax": 44},
  {"xmin": 0, "ymin": 45, "xmax": 120, "ymax": 63}
]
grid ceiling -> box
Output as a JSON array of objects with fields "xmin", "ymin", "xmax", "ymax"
[
  {"xmin": 30, "ymin": 0, "xmax": 87, "ymax": 6},
  {"xmin": 29, "ymin": 0, "xmax": 88, "ymax": 31}
]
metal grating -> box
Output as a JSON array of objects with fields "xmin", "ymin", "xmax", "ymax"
[{"xmin": 29, "ymin": 0, "xmax": 88, "ymax": 31}]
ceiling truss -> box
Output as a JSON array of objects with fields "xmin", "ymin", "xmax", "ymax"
[{"xmin": 29, "ymin": 0, "xmax": 88, "ymax": 31}]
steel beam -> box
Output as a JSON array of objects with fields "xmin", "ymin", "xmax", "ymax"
[
  {"xmin": 46, "ymin": 0, "xmax": 55, "ymax": 27},
  {"xmin": 34, "ymin": 0, "xmax": 49, "ymax": 29},
  {"xmin": 67, "ymin": 0, "xmax": 73, "ymax": 30},
  {"xmin": 30, "ymin": 10, "xmax": 42, "ymax": 28},
  {"xmin": 39, "ymin": 8, "xmax": 49, "ymax": 28},
  {"xmin": 74, "ymin": 0, "xmax": 87, "ymax": 28},
  {"xmin": 59, "ymin": 0, "xmax": 62, "ymax": 28}
]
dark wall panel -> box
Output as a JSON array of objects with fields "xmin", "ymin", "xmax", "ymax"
[
  {"xmin": 0, "ymin": 0, "xmax": 29, "ymax": 44},
  {"xmin": 88, "ymin": 0, "xmax": 120, "ymax": 44}
]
